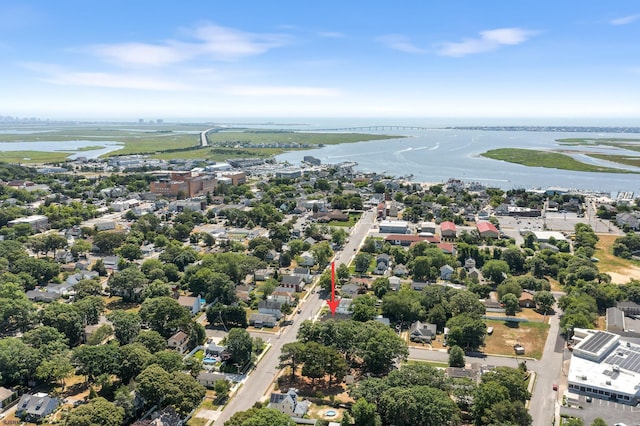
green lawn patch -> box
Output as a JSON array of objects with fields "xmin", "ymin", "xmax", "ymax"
[
  {"xmin": 405, "ymin": 359, "xmax": 449, "ymax": 369},
  {"xmin": 482, "ymin": 148, "xmax": 639, "ymax": 173},
  {"xmin": 0, "ymin": 151, "xmax": 71, "ymax": 163},
  {"xmin": 586, "ymin": 153, "xmax": 640, "ymax": 168}
]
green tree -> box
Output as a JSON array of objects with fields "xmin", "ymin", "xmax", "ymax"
[
  {"xmin": 350, "ymin": 295, "xmax": 378, "ymax": 322},
  {"xmin": 446, "ymin": 314, "xmax": 486, "ymax": 351},
  {"xmin": 354, "ymin": 252, "xmax": 372, "ymax": 273},
  {"xmin": 139, "ymin": 296, "xmax": 191, "ymax": 338},
  {"xmin": 207, "ymin": 303, "xmax": 248, "ymax": 329},
  {"xmin": 501, "ymin": 293, "xmax": 520, "ymax": 316},
  {"xmin": 108, "ymin": 266, "xmax": 148, "ymax": 303},
  {"xmin": 225, "ymin": 328, "xmax": 253, "ymax": 365},
  {"xmin": 278, "ymin": 341, "xmax": 306, "ymax": 379},
  {"xmin": 72, "ymin": 342, "xmax": 120, "ymax": 381},
  {"xmin": 135, "ymin": 330, "xmax": 167, "ymax": 353},
  {"xmin": 378, "ymin": 386, "xmax": 460, "ymax": 426},
  {"xmin": 448, "ymin": 345, "xmax": 465, "ymax": 368},
  {"xmin": 496, "ymin": 280, "xmax": 523, "ymax": 300},
  {"xmin": 117, "ymin": 343, "xmax": 153, "ymax": 383},
  {"xmin": 224, "ymin": 407, "xmax": 295, "ymax": 426},
  {"xmin": 482, "ymin": 259, "xmax": 510, "ymax": 284},
  {"xmin": 93, "ymin": 231, "xmax": 126, "ymax": 254},
  {"xmin": 372, "ymin": 277, "xmax": 390, "ymax": 299},
  {"xmin": 533, "ymin": 290, "xmax": 555, "ymax": 314},
  {"xmin": 117, "ymin": 243, "xmax": 143, "ymax": 261},
  {"xmin": 65, "ymin": 397, "xmax": 125, "ymax": 426},
  {"xmin": 351, "ymin": 398, "xmax": 380, "ymax": 426},
  {"xmin": 590, "ymin": 418, "xmax": 607, "ymax": 426},
  {"xmin": 40, "ymin": 303, "xmax": 84, "ymax": 346}
]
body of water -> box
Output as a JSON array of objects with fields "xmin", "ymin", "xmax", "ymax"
[
  {"xmin": 0, "ymin": 140, "xmax": 123, "ymax": 159},
  {"xmin": 276, "ymin": 128, "xmax": 640, "ymax": 194}
]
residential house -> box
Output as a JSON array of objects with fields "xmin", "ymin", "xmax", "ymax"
[
  {"xmin": 103, "ymin": 256, "xmax": 120, "ymax": 271},
  {"xmin": 167, "ymin": 331, "xmax": 189, "ymax": 354},
  {"xmin": 25, "ymin": 289, "xmax": 60, "ymax": 302},
  {"xmin": 335, "ymin": 298, "xmax": 353, "ymax": 315},
  {"xmin": 409, "ymin": 321, "xmax": 438, "ymax": 343},
  {"xmin": 254, "ymin": 268, "xmax": 274, "ymax": 281},
  {"xmin": 393, "ymin": 264, "xmax": 409, "ymax": 277},
  {"xmin": 258, "ymin": 300, "xmax": 283, "ymax": 320},
  {"xmin": 197, "ymin": 372, "xmax": 227, "ymax": 389},
  {"xmin": 440, "ymin": 221, "xmax": 458, "ymax": 238},
  {"xmin": 249, "ymin": 313, "xmax": 278, "ymax": 328},
  {"xmin": 420, "ymin": 221, "xmax": 437, "ymax": 234},
  {"xmin": 616, "ymin": 212, "xmax": 640, "ymax": 230},
  {"xmin": 268, "ymin": 388, "xmax": 310, "ymax": 417},
  {"xmin": 440, "ymin": 264, "xmax": 455, "ymax": 280},
  {"xmin": 281, "ymin": 275, "xmax": 305, "ymax": 292},
  {"xmin": 437, "ymin": 243, "xmax": 456, "ymax": 256},
  {"xmin": 298, "ymin": 251, "xmax": 315, "ymax": 267},
  {"xmin": 265, "ymin": 250, "xmax": 280, "ymax": 263},
  {"xmin": 477, "ymin": 221, "xmax": 499, "ymax": 238},
  {"xmin": 0, "ymin": 386, "xmax": 16, "ymax": 409},
  {"xmin": 518, "ymin": 292, "xmax": 535, "ymax": 308},
  {"xmin": 234, "ymin": 285, "xmax": 252, "ymax": 303},
  {"xmin": 340, "ymin": 283, "xmax": 360, "ymax": 297},
  {"xmin": 464, "ymin": 258, "xmax": 477, "ymax": 270},
  {"xmin": 292, "ymin": 267, "xmax": 312, "ymax": 283},
  {"xmin": 15, "ymin": 393, "xmax": 59, "ymax": 422},
  {"xmin": 270, "ymin": 291, "xmax": 295, "ymax": 305},
  {"xmin": 388, "ymin": 276, "xmax": 401, "ymax": 291},
  {"xmin": 411, "ymin": 281, "xmax": 429, "ymax": 291},
  {"xmin": 205, "ymin": 343, "xmax": 227, "ymax": 357},
  {"xmin": 177, "ymin": 295, "xmax": 202, "ymax": 315},
  {"xmin": 468, "ymin": 267, "xmax": 482, "ymax": 281},
  {"xmin": 54, "ymin": 250, "xmax": 74, "ymax": 263}
]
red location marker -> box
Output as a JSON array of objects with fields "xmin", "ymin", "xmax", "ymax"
[{"xmin": 326, "ymin": 261, "xmax": 339, "ymax": 315}]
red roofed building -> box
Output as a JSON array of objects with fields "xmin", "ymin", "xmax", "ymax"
[
  {"xmin": 440, "ymin": 221, "xmax": 457, "ymax": 238},
  {"xmin": 384, "ymin": 234, "xmax": 426, "ymax": 246},
  {"xmin": 437, "ymin": 242, "xmax": 456, "ymax": 255},
  {"xmin": 477, "ymin": 221, "xmax": 499, "ymax": 238}
]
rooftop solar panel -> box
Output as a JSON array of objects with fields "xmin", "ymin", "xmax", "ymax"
[
  {"xmin": 604, "ymin": 347, "xmax": 640, "ymax": 374},
  {"xmin": 579, "ymin": 331, "xmax": 617, "ymax": 355}
]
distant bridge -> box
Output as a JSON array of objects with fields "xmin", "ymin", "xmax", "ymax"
[{"xmin": 310, "ymin": 126, "xmax": 434, "ymax": 132}]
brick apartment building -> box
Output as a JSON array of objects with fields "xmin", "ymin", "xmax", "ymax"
[{"xmin": 149, "ymin": 171, "xmax": 217, "ymax": 198}]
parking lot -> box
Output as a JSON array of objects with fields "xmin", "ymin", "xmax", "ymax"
[{"xmin": 560, "ymin": 394, "xmax": 640, "ymax": 425}]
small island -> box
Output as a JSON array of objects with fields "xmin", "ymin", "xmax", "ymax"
[{"xmin": 481, "ymin": 147, "xmax": 639, "ymax": 173}]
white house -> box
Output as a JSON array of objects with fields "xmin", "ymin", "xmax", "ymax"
[{"xmin": 268, "ymin": 388, "xmax": 310, "ymax": 417}]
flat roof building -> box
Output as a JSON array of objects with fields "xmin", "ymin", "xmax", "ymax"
[{"xmin": 567, "ymin": 330, "xmax": 640, "ymax": 405}]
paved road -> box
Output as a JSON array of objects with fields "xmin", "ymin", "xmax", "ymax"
[
  {"xmin": 530, "ymin": 306, "xmax": 565, "ymax": 426},
  {"xmin": 214, "ymin": 209, "xmax": 377, "ymax": 424}
]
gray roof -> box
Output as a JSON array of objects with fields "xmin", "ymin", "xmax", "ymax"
[{"xmin": 16, "ymin": 393, "xmax": 59, "ymax": 419}]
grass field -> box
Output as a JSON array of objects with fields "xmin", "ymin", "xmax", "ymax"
[
  {"xmin": 483, "ymin": 319, "xmax": 550, "ymax": 360},
  {"xmin": 1, "ymin": 150, "xmax": 72, "ymax": 163},
  {"xmin": 0, "ymin": 127, "xmax": 401, "ymax": 163},
  {"xmin": 593, "ymin": 234, "xmax": 640, "ymax": 284},
  {"xmin": 557, "ymin": 137, "xmax": 640, "ymax": 153},
  {"xmin": 586, "ymin": 153, "xmax": 640, "ymax": 167},
  {"xmin": 482, "ymin": 148, "xmax": 639, "ymax": 173}
]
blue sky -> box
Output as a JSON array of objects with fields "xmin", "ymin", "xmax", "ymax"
[{"xmin": 1, "ymin": 0, "xmax": 640, "ymax": 120}]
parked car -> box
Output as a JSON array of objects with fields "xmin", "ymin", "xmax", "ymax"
[{"xmin": 552, "ymin": 384, "xmax": 558, "ymax": 391}]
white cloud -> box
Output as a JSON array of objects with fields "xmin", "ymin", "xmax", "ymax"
[
  {"xmin": 610, "ymin": 14, "xmax": 640, "ymax": 25},
  {"xmin": 318, "ymin": 31, "xmax": 344, "ymax": 38},
  {"xmin": 92, "ymin": 42, "xmax": 191, "ymax": 67},
  {"xmin": 35, "ymin": 66, "xmax": 189, "ymax": 90},
  {"xmin": 194, "ymin": 24, "xmax": 290, "ymax": 61},
  {"xmin": 90, "ymin": 23, "xmax": 290, "ymax": 67},
  {"xmin": 437, "ymin": 27, "xmax": 536, "ymax": 57},
  {"xmin": 225, "ymin": 85, "xmax": 340, "ymax": 97},
  {"xmin": 378, "ymin": 34, "xmax": 427, "ymax": 54}
]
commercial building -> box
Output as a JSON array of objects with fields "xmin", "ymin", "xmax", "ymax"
[
  {"xmin": 8, "ymin": 215, "xmax": 49, "ymax": 231},
  {"xmin": 567, "ymin": 330, "xmax": 640, "ymax": 405},
  {"xmin": 149, "ymin": 171, "xmax": 217, "ymax": 198}
]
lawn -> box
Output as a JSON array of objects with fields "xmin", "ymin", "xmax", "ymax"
[
  {"xmin": 482, "ymin": 148, "xmax": 639, "ymax": 174},
  {"xmin": 0, "ymin": 150, "xmax": 72, "ymax": 163},
  {"xmin": 483, "ymin": 319, "xmax": 550, "ymax": 360},
  {"xmin": 329, "ymin": 212, "xmax": 362, "ymax": 227},
  {"xmin": 593, "ymin": 234, "xmax": 640, "ymax": 284}
]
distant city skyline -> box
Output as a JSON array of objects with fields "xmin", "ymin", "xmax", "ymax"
[{"xmin": 1, "ymin": 1, "xmax": 640, "ymax": 120}]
